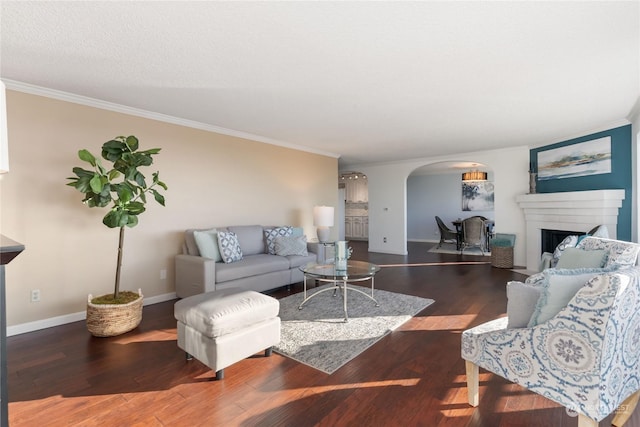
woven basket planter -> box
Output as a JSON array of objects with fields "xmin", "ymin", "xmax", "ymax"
[
  {"xmin": 491, "ymin": 246, "xmax": 514, "ymax": 269},
  {"xmin": 86, "ymin": 289, "xmax": 143, "ymax": 337}
]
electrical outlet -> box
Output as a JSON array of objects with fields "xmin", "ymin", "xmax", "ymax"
[
  {"xmin": 383, "ymin": 237, "xmax": 387, "ymax": 243},
  {"xmin": 31, "ymin": 289, "xmax": 41, "ymax": 303},
  {"xmin": 160, "ymin": 269, "xmax": 167, "ymax": 280}
]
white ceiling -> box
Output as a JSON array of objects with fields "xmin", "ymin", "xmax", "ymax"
[{"xmin": 1, "ymin": 1, "xmax": 638, "ymax": 168}]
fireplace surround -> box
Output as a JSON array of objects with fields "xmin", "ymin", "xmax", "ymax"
[{"xmin": 516, "ymin": 190, "xmax": 625, "ymax": 271}]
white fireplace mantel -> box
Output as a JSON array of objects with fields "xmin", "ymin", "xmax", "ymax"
[{"xmin": 516, "ymin": 189, "xmax": 625, "ymax": 271}]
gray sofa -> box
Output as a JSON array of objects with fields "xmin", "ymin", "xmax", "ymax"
[{"xmin": 175, "ymin": 225, "xmax": 319, "ymax": 298}]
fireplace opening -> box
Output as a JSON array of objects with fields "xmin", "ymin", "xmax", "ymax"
[{"xmin": 541, "ymin": 229, "xmax": 583, "ymax": 254}]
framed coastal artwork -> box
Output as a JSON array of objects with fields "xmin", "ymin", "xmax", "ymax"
[
  {"xmin": 537, "ymin": 136, "xmax": 612, "ymax": 181},
  {"xmin": 462, "ymin": 181, "xmax": 494, "ymax": 211}
]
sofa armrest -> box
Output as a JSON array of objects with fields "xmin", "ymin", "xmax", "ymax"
[{"xmin": 175, "ymin": 254, "xmax": 216, "ymax": 298}]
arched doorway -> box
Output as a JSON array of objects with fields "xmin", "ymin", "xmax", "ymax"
[{"xmin": 407, "ymin": 161, "xmax": 494, "ymax": 248}]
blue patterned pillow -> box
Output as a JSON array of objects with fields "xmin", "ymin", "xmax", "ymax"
[
  {"xmin": 264, "ymin": 226, "xmax": 293, "ymax": 254},
  {"xmin": 217, "ymin": 231, "xmax": 243, "ymax": 263}
]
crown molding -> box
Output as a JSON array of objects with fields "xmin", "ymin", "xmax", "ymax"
[{"xmin": 2, "ymin": 79, "xmax": 341, "ymax": 159}]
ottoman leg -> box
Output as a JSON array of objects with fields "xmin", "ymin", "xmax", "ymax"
[
  {"xmin": 186, "ymin": 352, "xmax": 193, "ymax": 361},
  {"xmin": 265, "ymin": 346, "xmax": 273, "ymax": 357},
  {"xmin": 215, "ymin": 369, "xmax": 224, "ymax": 381}
]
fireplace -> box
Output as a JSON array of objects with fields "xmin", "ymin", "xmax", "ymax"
[
  {"xmin": 540, "ymin": 229, "xmax": 582, "ymax": 254},
  {"xmin": 516, "ymin": 190, "xmax": 625, "ymax": 271}
]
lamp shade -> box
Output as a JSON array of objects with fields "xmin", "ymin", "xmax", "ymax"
[
  {"xmin": 313, "ymin": 206, "xmax": 334, "ymax": 227},
  {"xmin": 462, "ymin": 170, "xmax": 487, "ymax": 181},
  {"xmin": 0, "ymin": 80, "xmax": 8, "ymax": 174}
]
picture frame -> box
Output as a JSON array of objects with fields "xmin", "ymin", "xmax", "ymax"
[
  {"xmin": 537, "ymin": 136, "xmax": 612, "ymax": 181},
  {"xmin": 462, "ymin": 181, "xmax": 494, "ymax": 211}
]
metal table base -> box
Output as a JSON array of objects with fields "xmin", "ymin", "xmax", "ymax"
[{"xmin": 298, "ymin": 274, "xmax": 379, "ymax": 322}]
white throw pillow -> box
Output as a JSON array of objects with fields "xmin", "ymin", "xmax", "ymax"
[
  {"xmin": 555, "ymin": 247, "xmax": 607, "ymax": 269},
  {"xmin": 551, "ymin": 235, "xmax": 579, "ymax": 267},
  {"xmin": 193, "ymin": 229, "xmax": 222, "ymax": 262},
  {"xmin": 528, "ymin": 266, "xmax": 616, "ymax": 327},
  {"xmin": 506, "ymin": 281, "xmax": 541, "ymax": 329}
]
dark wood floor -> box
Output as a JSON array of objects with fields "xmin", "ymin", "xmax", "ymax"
[{"xmin": 7, "ymin": 241, "xmax": 639, "ymax": 426}]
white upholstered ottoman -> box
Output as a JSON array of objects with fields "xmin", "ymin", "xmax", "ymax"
[{"xmin": 174, "ymin": 287, "xmax": 280, "ymax": 380}]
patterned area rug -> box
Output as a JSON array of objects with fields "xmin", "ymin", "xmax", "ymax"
[
  {"xmin": 428, "ymin": 243, "xmax": 491, "ymax": 256},
  {"xmin": 274, "ymin": 284, "xmax": 434, "ymax": 374}
]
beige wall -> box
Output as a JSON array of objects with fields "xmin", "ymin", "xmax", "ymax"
[{"xmin": 0, "ymin": 90, "xmax": 338, "ymax": 328}]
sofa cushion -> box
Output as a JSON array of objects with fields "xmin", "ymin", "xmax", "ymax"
[
  {"xmin": 216, "ymin": 254, "xmax": 290, "ymax": 283},
  {"xmin": 506, "ymin": 281, "xmax": 541, "ymax": 329},
  {"xmin": 285, "ymin": 252, "xmax": 318, "ymax": 269},
  {"xmin": 264, "ymin": 226, "xmax": 293, "ymax": 255},
  {"xmin": 217, "ymin": 231, "xmax": 243, "ymax": 263},
  {"xmin": 193, "ymin": 229, "xmax": 222, "ymax": 262},
  {"xmin": 275, "ymin": 235, "xmax": 308, "ymax": 256},
  {"xmin": 228, "ymin": 225, "xmax": 266, "ymax": 256}
]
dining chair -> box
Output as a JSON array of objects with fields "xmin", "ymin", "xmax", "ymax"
[
  {"xmin": 460, "ymin": 216, "xmax": 486, "ymax": 254},
  {"xmin": 435, "ymin": 216, "xmax": 458, "ymax": 248}
]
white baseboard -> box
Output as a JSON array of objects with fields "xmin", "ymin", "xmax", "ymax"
[
  {"xmin": 408, "ymin": 238, "xmax": 439, "ymax": 243},
  {"xmin": 7, "ymin": 292, "xmax": 177, "ymax": 337}
]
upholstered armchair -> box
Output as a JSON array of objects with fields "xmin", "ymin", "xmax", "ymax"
[{"xmin": 462, "ymin": 264, "xmax": 640, "ymax": 427}]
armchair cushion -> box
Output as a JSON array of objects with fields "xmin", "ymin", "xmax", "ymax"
[
  {"xmin": 506, "ymin": 281, "xmax": 541, "ymax": 328},
  {"xmin": 554, "ymin": 247, "xmax": 607, "ymax": 269},
  {"xmin": 551, "ymin": 235, "xmax": 579, "ymax": 267},
  {"xmin": 528, "ymin": 266, "xmax": 617, "ymax": 327}
]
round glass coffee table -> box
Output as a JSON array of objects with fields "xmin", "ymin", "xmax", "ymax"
[{"xmin": 298, "ymin": 260, "xmax": 381, "ymax": 322}]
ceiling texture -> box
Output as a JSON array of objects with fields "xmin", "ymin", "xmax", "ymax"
[{"xmin": 1, "ymin": 1, "xmax": 638, "ymax": 168}]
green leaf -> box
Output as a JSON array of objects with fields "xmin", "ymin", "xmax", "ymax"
[
  {"xmin": 125, "ymin": 135, "xmax": 139, "ymax": 152},
  {"xmin": 126, "ymin": 215, "xmax": 139, "ymax": 227},
  {"xmin": 126, "ymin": 201, "xmax": 145, "ymax": 215},
  {"xmin": 74, "ymin": 176, "xmax": 93, "ymax": 193},
  {"xmin": 78, "ymin": 149, "xmax": 96, "ymax": 166},
  {"xmin": 72, "ymin": 167, "xmax": 95, "ymax": 178},
  {"xmin": 151, "ymin": 189, "xmax": 165, "ymax": 206},
  {"xmin": 108, "ymin": 169, "xmax": 121, "ymax": 181},
  {"xmin": 134, "ymin": 171, "xmax": 146, "ymax": 187},
  {"xmin": 141, "ymin": 148, "xmax": 161, "ymax": 155},
  {"xmin": 102, "ymin": 210, "xmax": 120, "ymax": 228},
  {"xmin": 89, "ymin": 174, "xmax": 103, "ymax": 193},
  {"xmin": 116, "ymin": 186, "xmax": 133, "ymax": 203}
]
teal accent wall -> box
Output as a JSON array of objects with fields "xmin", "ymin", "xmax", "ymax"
[{"xmin": 530, "ymin": 124, "xmax": 632, "ymax": 240}]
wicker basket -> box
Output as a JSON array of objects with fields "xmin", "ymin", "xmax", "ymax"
[
  {"xmin": 491, "ymin": 246, "xmax": 514, "ymax": 269},
  {"xmin": 86, "ymin": 289, "xmax": 143, "ymax": 337}
]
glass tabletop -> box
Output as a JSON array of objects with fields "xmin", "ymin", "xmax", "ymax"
[{"xmin": 299, "ymin": 260, "xmax": 380, "ymax": 279}]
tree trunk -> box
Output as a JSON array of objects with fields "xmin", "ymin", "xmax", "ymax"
[{"xmin": 114, "ymin": 226, "xmax": 125, "ymax": 299}]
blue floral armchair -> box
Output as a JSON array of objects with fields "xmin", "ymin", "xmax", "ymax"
[{"xmin": 462, "ymin": 239, "xmax": 640, "ymax": 427}]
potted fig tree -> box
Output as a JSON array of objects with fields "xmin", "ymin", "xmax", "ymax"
[{"xmin": 67, "ymin": 135, "xmax": 167, "ymax": 337}]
